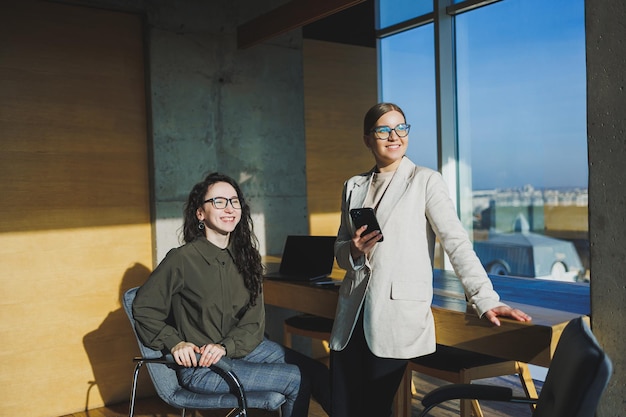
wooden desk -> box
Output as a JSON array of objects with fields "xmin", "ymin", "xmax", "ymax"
[{"xmin": 264, "ymin": 270, "xmax": 588, "ymax": 367}]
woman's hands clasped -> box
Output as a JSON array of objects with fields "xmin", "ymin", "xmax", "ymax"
[{"xmin": 171, "ymin": 341, "xmax": 226, "ymax": 367}]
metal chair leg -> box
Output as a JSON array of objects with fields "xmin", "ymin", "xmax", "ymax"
[{"xmin": 128, "ymin": 361, "xmax": 145, "ymax": 417}]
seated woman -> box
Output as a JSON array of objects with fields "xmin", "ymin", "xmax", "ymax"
[{"xmin": 133, "ymin": 172, "xmax": 329, "ymax": 417}]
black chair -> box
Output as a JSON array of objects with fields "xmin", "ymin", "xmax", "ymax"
[
  {"xmin": 417, "ymin": 316, "xmax": 613, "ymax": 417},
  {"xmin": 122, "ymin": 287, "xmax": 286, "ymax": 417}
]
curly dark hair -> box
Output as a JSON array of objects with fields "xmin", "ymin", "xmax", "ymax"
[
  {"xmin": 363, "ymin": 102, "xmax": 407, "ymax": 134},
  {"xmin": 182, "ymin": 172, "xmax": 263, "ymax": 306}
]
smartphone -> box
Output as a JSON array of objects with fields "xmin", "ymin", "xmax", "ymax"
[{"xmin": 349, "ymin": 208, "xmax": 383, "ymax": 241}]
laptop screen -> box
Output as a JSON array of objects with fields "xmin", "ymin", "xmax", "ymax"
[{"xmin": 279, "ymin": 235, "xmax": 336, "ymax": 277}]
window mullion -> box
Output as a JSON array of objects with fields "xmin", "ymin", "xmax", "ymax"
[{"xmin": 435, "ymin": 0, "xmax": 459, "ymax": 209}]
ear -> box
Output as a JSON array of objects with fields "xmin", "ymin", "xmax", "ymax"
[{"xmin": 196, "ymin": 208, "xmax": 204, "ymax": 221}]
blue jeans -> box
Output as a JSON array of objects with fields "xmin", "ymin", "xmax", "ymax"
[{"xmin": 178, "ymin": 339, "xmax": 327, "ymax": 417}]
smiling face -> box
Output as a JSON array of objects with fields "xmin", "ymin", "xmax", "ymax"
[
  {"xmin": 196, "ymin": 181, "xmax": 242, "ymax": 245},
  {"xmin": 363, "ymin": 110, "xmax": 408, "ymax": 172}
]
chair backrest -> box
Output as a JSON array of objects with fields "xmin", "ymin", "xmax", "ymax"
[
  {"xmin": 122, "ymin": 286, "xmax": 190, "ymax": 406},
  {"xmin": 534, "ymin": 316, "xmax": 612, "ymax": 417}
]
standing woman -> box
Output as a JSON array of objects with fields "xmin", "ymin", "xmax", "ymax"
[
  {"xmin": 132, "ymin": 172, "xmax": 327, "ymax": 417},
  {"xmin": 329, "ymin": 103, "xmax": 531, "ymax": 417}
]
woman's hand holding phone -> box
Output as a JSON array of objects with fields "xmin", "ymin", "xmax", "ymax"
[
  {"xmin": 350, "ymin": 208, "xmax": 383, "ymax": 240},
  {"xmin": 349, "ymin": 208, "xmax": 383, "ymax": 258}
]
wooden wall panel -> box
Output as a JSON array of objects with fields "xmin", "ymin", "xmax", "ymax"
[
  {"xmin": 303, "ymin": 39, "xmax": 377, "ymax": 236},
  {"xmin": 0, "ymin": 1, "xmax": 152, "ymax": 416}
]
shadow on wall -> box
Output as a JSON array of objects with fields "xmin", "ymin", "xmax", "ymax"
[{"xmin": 83, "ymin": 263, "xmax": 152, "ymax": 410}]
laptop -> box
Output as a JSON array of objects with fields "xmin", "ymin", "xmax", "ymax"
[{"xmin": 264, "ymin": 235, "xmax": 336, "ymax": 282}]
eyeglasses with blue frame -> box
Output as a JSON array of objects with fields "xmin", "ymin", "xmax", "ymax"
[{"xmin": 370, "ymin": 123, "xmax": 411, "ymax": 140}]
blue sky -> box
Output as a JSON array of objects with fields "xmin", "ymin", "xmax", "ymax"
[{"xmin": 380, "ymin": 0, "xmax": 587, "ymax": 190}]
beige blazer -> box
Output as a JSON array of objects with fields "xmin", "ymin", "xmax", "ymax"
[{"xmin": 329, "ymin": 157, "xmax": 506, "ymax": 359}]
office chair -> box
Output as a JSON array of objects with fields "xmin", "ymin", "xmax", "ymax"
[
  {"xmin": 122, "ymin": 287, "xmax": 286, "ymax": 417},
  {"xmin": 416, "ymin": 316, "xmax": 613, "ymax": 417}
]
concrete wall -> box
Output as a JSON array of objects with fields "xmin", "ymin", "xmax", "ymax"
[
  {"xmin": 586, "ymin": 1, "xmax": 626, "ymax": 414},
  {"xmin": 143, "ymin": 0, "xmax": 308, "ymax": 262}
]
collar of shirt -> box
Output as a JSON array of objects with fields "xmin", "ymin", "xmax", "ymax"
[{"xmin": 192, "ymin": 237, "xmax": 236, "ymax": 266}]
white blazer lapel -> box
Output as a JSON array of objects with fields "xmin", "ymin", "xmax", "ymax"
[
  {"xmin": 347, "ymin": 170, "xmax": 374, "ymax": 211},
  {"xmin": 374, "ymin": 157, "xmax": 415, "ymax": 230}
]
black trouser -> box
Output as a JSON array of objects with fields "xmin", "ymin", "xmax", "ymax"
[{"xmin": 330, "ymin": 310, "xmax": 408, "ymax": 417}]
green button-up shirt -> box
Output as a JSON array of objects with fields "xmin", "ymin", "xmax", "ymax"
[{"xmin": 132, "ymin": 238, "xmax": 264, "ymax": 358}]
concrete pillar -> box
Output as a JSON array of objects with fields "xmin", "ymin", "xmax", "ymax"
[{"xmin": 586, "ymin": 0, "xmax": 626, "ymax": 414}]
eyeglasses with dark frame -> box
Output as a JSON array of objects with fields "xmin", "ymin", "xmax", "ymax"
[
  {"xmin": 370, "ymin": 123, "xmax": 411, "ymax": 140},
  {"xmin": 203, "ymin": 197, "xmax": 242, "ymax": 210}
]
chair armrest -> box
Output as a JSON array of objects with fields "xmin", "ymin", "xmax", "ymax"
[
  {"xmin": 133, "ymin": 354, "xmax": 247, "ymax": 410},
  {"xmin": 419, "ymin": 384, "xmax": 536, "ymax": 417},
  {"xmin": 133, "ymin": 353, "xmax": 234, "ymax": 372},
  {"xmin": 424, "ymin": 384, "xmax": 513, "ymax": 405}
]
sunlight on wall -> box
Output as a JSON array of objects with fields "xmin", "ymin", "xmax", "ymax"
[
  {"xmin": 155, "ymin": 217, "xmax": 183, "ymax": 264},
  {"xmin": 309, "ymin": 212, "xmax": 341, "ymax": 237},
  {"xmin": 251, "ymin": 212, "xmax": 267, "ymax": 255},
  {"xmin": 0, "ymin": 224, "xmax": 153, "ymax": 414}
]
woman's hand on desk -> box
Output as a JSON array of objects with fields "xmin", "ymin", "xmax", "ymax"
[{"xmin": 484, "ymin": 306, "xmax": 532, "ymax": 327}]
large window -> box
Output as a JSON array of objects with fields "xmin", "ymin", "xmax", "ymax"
[
  {"xmin": 378, "ymin": 0, "xmax": 588, "ymax": 282},
  {"xmin": 379, "ymin": 26, "xmax": 437, "ymax": 170},
  {"xmin": 377, "ymin": 1, "xmax": 432, "ymax": 29}
]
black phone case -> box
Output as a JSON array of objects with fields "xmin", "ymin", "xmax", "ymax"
[{"xmin": 349, "ymin": 208, "xmax": 383, "ymax": 241}]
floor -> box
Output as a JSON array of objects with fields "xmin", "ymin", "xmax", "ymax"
[{"xmin": 59, "ymin": 373, "xmax": 541, "ymax": 417}]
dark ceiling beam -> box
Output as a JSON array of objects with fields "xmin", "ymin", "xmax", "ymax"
[{"xmin": 237, "ymin": 0, "xmax": 366, "ymax": 49}]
